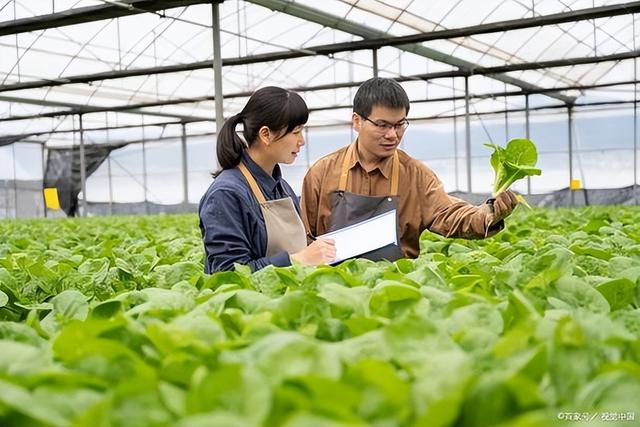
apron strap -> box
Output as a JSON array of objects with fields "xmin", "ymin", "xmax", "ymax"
[
  {"xmin": 238, "ymin": 162, "xmax": 267, "ymax": 204},
  {"xmin": 338, "ymin": 142, "xmax": 400, "ymax": 196},
  {"xmin": 338, "ymin": 143, "xmax": 355, "ymax": 192},
  {"xmin": 390, "ymin": 151, "xmax": 399, "ymax": 196}
]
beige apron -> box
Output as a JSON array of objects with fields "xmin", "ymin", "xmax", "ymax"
[{"xmin": 238, "ymin": 162, "xmax": 307, "ymax": 257}]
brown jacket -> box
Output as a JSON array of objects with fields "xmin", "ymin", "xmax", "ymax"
[{"xmin": 301, "ymin": 143, "xmax": 504, "ymax": 258}]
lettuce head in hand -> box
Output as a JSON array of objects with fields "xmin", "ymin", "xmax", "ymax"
[{"xmin": 484, "ymin": 138, "xmax": 542, "ymax": 208}]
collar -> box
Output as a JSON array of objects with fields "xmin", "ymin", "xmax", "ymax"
[
  {"xmin": 348, "ymin": 139, "xmax": 395, "ymax": 179},
  {"xmin": 241, "ymin": 151, "xmax": 283, "ymax": 195}
]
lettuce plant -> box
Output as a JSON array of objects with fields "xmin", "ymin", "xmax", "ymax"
[{"xmin": 484, "ymin": 138, "xmax": 541, "ymax": 203}]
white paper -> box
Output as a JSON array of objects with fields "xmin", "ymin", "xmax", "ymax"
[{"xmin": 316, "ymin": 210, "xmax": 398, "ymax": 263}]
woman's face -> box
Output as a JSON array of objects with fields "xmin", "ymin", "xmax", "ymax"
[{"xmin": 272, "ymin": 124, "xmax": 306, "ymax": 165}]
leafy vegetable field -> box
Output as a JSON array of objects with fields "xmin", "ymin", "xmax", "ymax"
[{"xmin": 1, "ymin": 208, "xmax": 639, "ymax": 427}]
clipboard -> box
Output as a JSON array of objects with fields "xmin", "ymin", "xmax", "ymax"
[{"xmin": 316, "ymin": 209, "xmax": 398, "ymax": 264}]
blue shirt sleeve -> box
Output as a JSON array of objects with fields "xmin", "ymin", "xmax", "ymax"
[{"xmin": 199, "ymin": 187, "xmax": 292, "ymax": 273}]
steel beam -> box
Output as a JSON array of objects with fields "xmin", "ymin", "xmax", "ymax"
[
  {"xmin": 6, "ymin": 5, "xmax": 639, "ymax": 99},
  {"xmin": 4, "ymin": 48, "xmax": 638, "ymax": 98},
  {"xmin": 5, "ymin": 49, "xmax": 640, "ymax": 121},
  {"xmin": 5, "ymin": 75, "xmax": 640, "ymax": 125},
  {"xmin": 0, "ymin": 0, "xmax": 217, "ymax": 37},
  {"xmin": 283, "ymin": 1, "xmax": 640, "ymax": 53},
  {"xmin": 0, "ymin": 94, "xmax": 211, "ymax": 122},
  {"xmin": 246, "ymin": 0, "xmax": 580, "ymax": 103}
]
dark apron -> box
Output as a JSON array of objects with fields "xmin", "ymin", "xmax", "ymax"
[{"xmin": 328, "ymin": 143, "xmax": 404, "ymax": 262}]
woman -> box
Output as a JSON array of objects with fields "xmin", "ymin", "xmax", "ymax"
[{"xmin": 199, "ymin": 87, "xmax": 336, "ymax": 273}]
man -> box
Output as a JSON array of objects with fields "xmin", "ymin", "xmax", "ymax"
[{"xmin": 301, "ymin": 77, "xmax": 518, "ymax": 261}]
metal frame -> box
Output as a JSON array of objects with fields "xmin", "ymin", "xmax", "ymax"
[
  {"xmin": 2, "ymin": 0, "xmax": 640, "ymax": 216},
  {"xmin": 5, "ymin": 77, "xmax": 640, "ymax": 145},
  {"xmin": 0, "ymin": 0, "xmax": 217, "ymax": 36},
  {"xmin": 8, "ymin": 1, "xmax": 632, "ymax": 101},
  {"xmin": 5, "ymin": 49, "xmax": 640, "ymax": 123}
]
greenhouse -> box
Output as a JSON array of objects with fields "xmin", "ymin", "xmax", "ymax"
[{"xmin": 1, "ymin": 1, "xmax": 640, "ymax": 426}]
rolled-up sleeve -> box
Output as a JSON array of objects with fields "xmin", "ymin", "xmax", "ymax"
[
  {"xmin": 421, "ymin": 171, "xmax": 503, "ymax": 239},
  {"xmin": 200, "ymin": 189, "xmax": 291, "ymax": 273}
]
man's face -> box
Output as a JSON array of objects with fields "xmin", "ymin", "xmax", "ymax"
[{"xmin": 352, "ymin": 105, "xmax": 408, "ymax": 161}]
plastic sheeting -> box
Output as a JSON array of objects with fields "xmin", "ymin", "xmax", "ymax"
[{"xmin": 44, "ymin": 144, "xmax": 126, "ymax": 216}]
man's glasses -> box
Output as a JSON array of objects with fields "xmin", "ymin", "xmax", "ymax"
[{"xmin": 359, "ymin": 114, "xmax": 410, "ymax": 133}]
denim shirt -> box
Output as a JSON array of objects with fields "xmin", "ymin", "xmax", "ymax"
[{"xmin": 198, "ymin": 152, "xmax": 301, "ymax": 273}]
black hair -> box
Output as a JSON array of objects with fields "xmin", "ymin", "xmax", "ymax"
[
  {"xmin": 214, "ymin": 86, "xmax": 309, "ymax": 175},
  {"xmin": 353, "ymin": 77, "xmax": 410, "ymax": 117}
]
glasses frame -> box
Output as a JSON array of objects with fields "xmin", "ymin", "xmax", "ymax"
[{"xmin": 359, "ymin": 114, "xmax": 410, "ymax": 133}]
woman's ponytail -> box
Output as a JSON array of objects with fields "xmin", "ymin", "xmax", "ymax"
[{"xmin": 214, "ymin": 113, "xmax": 246, "ymax": 176}]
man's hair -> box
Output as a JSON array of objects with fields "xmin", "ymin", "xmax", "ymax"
[{"xmin": 353, "ymin": 77, "xmax": 410, "ymax": 117}]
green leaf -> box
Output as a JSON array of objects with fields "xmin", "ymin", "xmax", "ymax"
[
  {"xmin": 550, "ymin": 276, "xmax": 610, "ymax": 314},
  {"xmin": 186, "ymin": 364, "xmax": 270, "ymax": 424},
  {"xmin": 201, "ymin": 271, "xmax": 253, "ymax": 291},
  {"xmin": 176, "ymin": 412, "xmax": 251, "ymax": 427},
  {"xmin": 484, "ymin": 139, "xmax": 542, "ymax": 194},
  {"xmin": 369, "ymin": 281, "xmax": 422, "ymax": 318},
  {"xmin": 269, "ymin": 375, "xmax": 364, "ymax": 425},
  {"xmin": 595, "ymin": 278, "xmax": 637, "ymax": 310},
  {"xmin": 460, "ymin": 374, "xmax": 519, "ymax": 426},
  {"xmin": 40, "ymin": 289, "xmax": 89, "ymax": 336},
  {"xmin": 317, "ymin": 282, "xmax": 370, "ymax": 318},
  {"xmin": 0, "ymin": 379, "xmax": 69, "ymax": 427},
  {"xmin": 223, "ymin": 332, "xmax": 341, "ymax": 384},
  {"xmin": 91, "ymin": 299, "xmax": 123, "ymax": 319},
  {"xmin": 345, "ymin": 359, "xmax": 411, "ymax": 423},
  {"xmin": 0, "ymin": 340, "xmax": 51, "ymax": 375},
  {"xmin": 0, "ymin": 321, "xmax": 45, "ymax": 346}
]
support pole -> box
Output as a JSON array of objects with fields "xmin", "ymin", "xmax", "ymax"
[
  {"xmin": 568, "ymin": 105, "xmax": 574, "ymax": 206},
  {"xmin": 525, "ymin": 94, "xmax": 532, "ymax": 195},
  {"xmin": 11, "ymin": 143, "xmax": 18, "ymax": 218},
  {"xmin": 141, "ymin": 122, "xmax": 148, "ymax": 214},
  {"xmin": 42, "ymin": 143, "xmax": 47, "ymax": 218},
  {"xmin": 504, "ymin": 84, "xmax": 509, "ymax": 141},
  {"xmin": 105, "ymin": 112, "xmax": 113, "ymax": 215},
  {"xmin": 464, "ymin": 76, "xmax": 472, "ymax": 193},
  {"xmin": 372, "ymin": 48, "xmax": 378, "ymax": 77},
  {"xmin": 181, "ymin": 122, "xmax": 189, "ymax": 207},
  {"xmin": 212, "ymin": 1, "xmax": 224, "ymax": 169},
  {"xmin": 635, "ymin": 14, "xmax": 638, "ymax": 205},
  {"xmin": 4, "ymin": 179, "xmax": 8, "ymax": 219},
  {"xmin": 107, "ymin": 156, "xmax": 113, "ymax": 215},
  {"xmin": 453, "ymin": 78, "xmax": 459, "ymax": 191},
  {"xmin": 79, "ymin": 114, "xmax": 87, "ymax": 217},
  {"xmin": 635, "ymin": 85, "xmax": 638, "ymax": 205}
]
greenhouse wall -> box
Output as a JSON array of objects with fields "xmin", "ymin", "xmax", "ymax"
[{"xmin": 0, "ymin": 180, "xmax": 44, "ymax": 219}]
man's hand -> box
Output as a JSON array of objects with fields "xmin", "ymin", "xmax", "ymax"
[{"xmin": 492, "ymin": 190, "xmax": 519, "ymax": 221}]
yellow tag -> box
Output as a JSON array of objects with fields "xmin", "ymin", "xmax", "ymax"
[
  {"xmin": 570, "ymin": 179, "xmax": 582, "ymax": 190},
  {"xmin": 44, "ymin": 187, "xmax": 60, "ymax": 210}
]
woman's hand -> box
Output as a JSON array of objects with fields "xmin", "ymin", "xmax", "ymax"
[{"xmin": 290, "ymin": 239, "xmax": 336, "ymax": 265}]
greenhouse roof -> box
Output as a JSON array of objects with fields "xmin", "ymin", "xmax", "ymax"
[{"xmin": 2, "ymin": 0, "xmax": 640, "ymax": 147}]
